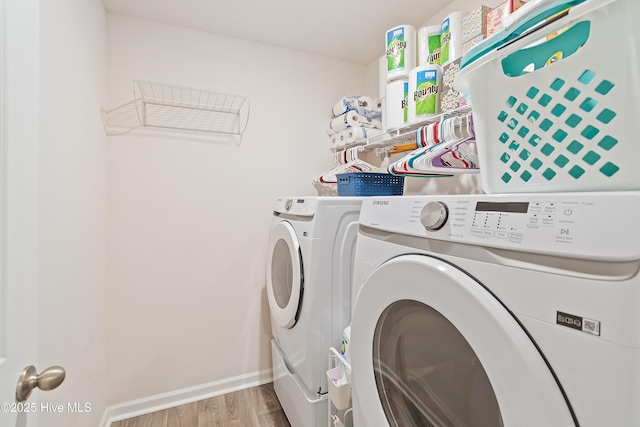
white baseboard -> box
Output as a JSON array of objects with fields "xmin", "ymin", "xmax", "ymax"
[{"xmin": 99, "ymin": 369, "xmax": 273, "ymax": 427}]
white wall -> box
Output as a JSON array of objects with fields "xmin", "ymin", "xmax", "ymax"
[
  {"xmin": 105, "ymin": 14, "xmax": 368, "ymax": 404},
  {"xmin": 38, "ymin": 0, "xmax": 108, "ymax": 425}
]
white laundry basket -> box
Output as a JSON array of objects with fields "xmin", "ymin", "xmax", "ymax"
[{"xmin": 455, "ymin": 0, "xmax": 640, "ymax": 193}]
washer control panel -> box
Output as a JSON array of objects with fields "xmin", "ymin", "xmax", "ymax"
[
  {"xmin": 360, "ymin": 193, "xmax": 640, "ymax": 261},
  {"xmin": 445, "ymin": 199, "xmax": 578, "ymax": 246}
]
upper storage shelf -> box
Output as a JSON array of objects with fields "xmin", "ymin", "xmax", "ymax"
[
  {"xmin": 347, "ymin": 104, "xmax": 473, "ymax": 154},
  {"xmin": 101, "ymin": 80, "xmax": 250, "ymax": 141}
]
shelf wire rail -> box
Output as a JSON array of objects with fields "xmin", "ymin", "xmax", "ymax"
[{"xmin": 337, "ymin": 104, "xmax": 473, "ymax": 154}]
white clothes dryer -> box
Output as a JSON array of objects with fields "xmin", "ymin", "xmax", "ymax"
[
  {"xmin": 266, "ymin": 196, "xmax": 363, "ymax": 427},
  {"xmin": 350, "ymin": 192, "xmax": 640, "ymax": 427}
]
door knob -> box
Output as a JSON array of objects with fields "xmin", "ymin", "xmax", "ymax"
[{"xmin": 16, "ymin": 365, "xmax": 66, "ymax": 402}]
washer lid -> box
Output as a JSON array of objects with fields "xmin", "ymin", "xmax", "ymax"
[
  {"xmin": 266, "ymin": 221, "xmax": 303, "ymax": 329},
  {"xmin": 351, "ymin": 254, "xmax": 577, "ymax": 427}
]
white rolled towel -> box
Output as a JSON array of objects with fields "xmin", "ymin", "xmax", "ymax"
[
  {"xmin": 331, "ymin": 96, "xmax": 376, "ymax": 118},
  {"xmin": 326, "ymin": 110, "xmax": 364, "ymax": 135},
  {"xmin": 339, "ymin": 127, "xmax": 385, "ymax": 145},
  {"xmin": 332, "ymin": 96, "xmax": 357, "ymax": 118},
  {"xmin": 356, "ymin": 96, "xmax": 374, "ymax": 110}
]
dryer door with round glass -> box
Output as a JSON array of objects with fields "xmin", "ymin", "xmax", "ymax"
[
  {"xmin": 266, "ymin": 221, "xmax": 303, "ymax": 329},
  {"xmin": 351, "ymin": 254, "xmax": 577, "ymax": 427}
]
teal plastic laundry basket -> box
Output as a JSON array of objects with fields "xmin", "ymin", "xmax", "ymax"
[{"xmin": 455, "ymin": 0, "xmax": 640, "ymax": 193}]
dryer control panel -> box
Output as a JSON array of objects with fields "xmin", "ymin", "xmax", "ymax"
[
  {"xmin": 273, "ymin": 197, "xmax": 317, "ymax": 216},
  {"xmin": 359, "ymin": 193, "xmax": 640, "ymax": 262}
]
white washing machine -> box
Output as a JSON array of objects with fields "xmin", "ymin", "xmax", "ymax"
[
  {"xmin": 350, "ymin": 192, "xmax": 640, "ymax": 427},
  {"xmin": 266, "ymin": 196, "xmax": 363, "ymax": 427}
]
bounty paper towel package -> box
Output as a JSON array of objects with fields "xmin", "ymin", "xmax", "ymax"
[
  {"xmin": 408, "ymin": 65, "xmax": 442, "ymax": 123},
  {"xmin": 385, "ymin": 79, "xmax": 408, "ymax": 129},
  {"xmin": 386, "ymin": 25, "xmax": 416, "ymax": 82},
  {"xmin": 440, "ymin": 12, "xmax": 466, "ymax": 66},
  {"xmin": 418, "ymin": 25, "xmax": 441, "ymax": 66}
]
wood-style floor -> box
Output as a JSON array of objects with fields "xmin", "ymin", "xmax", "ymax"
[{"xmin": 110, "ymin": 383, "xmax": 291, "ymax": 427}]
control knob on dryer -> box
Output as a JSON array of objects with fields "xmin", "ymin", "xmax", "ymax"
[
  {"xmin": 284, "ymin": 199, "xmax": 293, "ymax": 211},
  {"xmin": 420, "ymin": 201, "xmax": 449, "ymax": 231}
]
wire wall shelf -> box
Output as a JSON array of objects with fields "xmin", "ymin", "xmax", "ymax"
[
  {"xmin": 340, "ymin": 104, "xmax": 473, "ymax": 154},
  {"xmin": 101, "ymin": 80, "xmax": 250, "ymax": 142}
]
